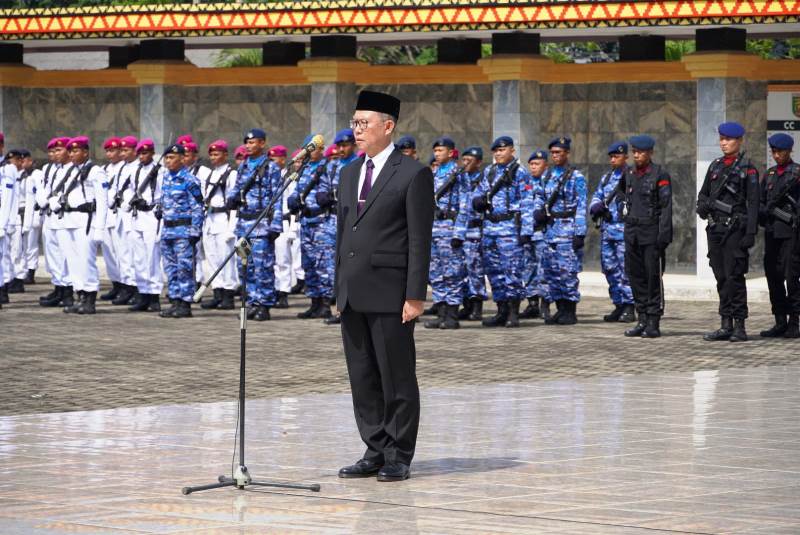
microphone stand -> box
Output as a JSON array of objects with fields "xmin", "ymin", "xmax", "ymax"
[{"xmin": 182, "ymin": 156, "xmax": 320, "ymax": 496}]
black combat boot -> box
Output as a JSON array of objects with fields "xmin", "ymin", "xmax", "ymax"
[
  {"xmin": 457, "ymin": 297, "xmax": 472, "ymax": 320},
  {"xmin": 760, "ymin": 314, "xmax": 788, "ymax": 337},
  {"xmin": 441, "ymin": 304, "xmax": 461, "ymax": 330},
  {"xmin": 64, "ymin": 290, "xmax": 84, "ymax": 313},
  {"xmin": 290, "ymin": 279, "xmax": 305, "ymax": 295},
  {"xmin": 729, "ymin": 318, "xmax": 747, "ymax": 342},
  {"xmin": 619, "ymin": 304, "xmax": 636, "ymax": 323},
  {"xmin": 319, "ymin": 298, "xmax": 333, "ymax": 319},
  {"xmin": 8, "ymin": 278, "xmax": 25, "ymax": 293},
  {"xmin": 201, "ymin": 288, "xmax": 222, "ymax": 309},
  {"xmin": 482, "ymin": 301, "xmax": 508, "ymax": 327},
  {"xmin": 423, "ymin": 302, "xmax": 440, "ymax": 316},
  {"xmin": 703, "ymin": 316, "xmax": 733, "ymax": 341},
  {"xmin": 24, "ymin": 269, "xmax": 36, "ymax": 285},
  {"xmin": 275, "ymin": 291, "xmax": 289, "ymax": 309},
  {"xmin": 40, "ymin": 286, "xmax": 63, "ymax": 307},
  {"xmin": 253, "ymin": 305, "xmax": 270, "ymax": 321},
  {"xmin": 540, "ymin": 298, "xmax": 551, "ymax": 322},
  {"xmin": 603, "ymin": 304, "xmax": 623, "ymax": 322},
  {"xmin": 784, "ymin": 315, "xmax": 800, "ymax": 339},
  {"xmin": 59, "ymin": 286, "xmax": 74, "ymax": 308},
  {"xmin": 424, "ymin": 304, "xmax": 445, "ymax": 329},
  {"xmin": 173, "ymin": 300, "xmax": 193, "ymax": 318},
  {"xmin": 112, "ymin": 284, "xmax": 134, "ymax": 305},
  {"xmin": 160, "ymin": 300, "xmax": 178, "ymax": 318},
  {"xmin": 128, "ymin": 292, "xmax": 150, "ymax": 312},
  {"xmin": 505, "ymin": 300, "xmax": 520, "ymax": 328},
  {"xmin": 246, "ymin": 305, "xmax": 257, "ymax": 320},
  {"xmin": 519, "ymin": 298, "xmax": 541, "ymax": 319},
  {"xmin": 76, "ymin": 291, "xmax": 97, "ymax": 315},
  {"xmin": 219, "ymin": 289, "xmax": 235, "ymax": 310},
  {"xmin": 545, "ymin": 300, "xmax": 564, "ymax": 325},
  {"xmin": 100, "ymin": 281, "xmax": 121, "ymax": 301},
  {"xmin": 468, "ymin": 298, "xmax": 483, "ymax": 321},
  {"xmin": 625, "ymin": 313, "xmax": 647, "ymax": 337},
  {"xmin": 145, "ymin": 294, "xmax": 160, "ymax": 312},
  {"xmin": 0, "ymin": 284, "xmax": 9, "ymax": 304},
  {"xmin": 297, "ymin": 297, "xmax": 320, "ymax": 319},
  {"xmin": 557, "ymin": 301, "xmax": 578, "ymax": 325},
  {"xmin": 641, "ymin": 315, "xmax": 661, "ymax": 338}
]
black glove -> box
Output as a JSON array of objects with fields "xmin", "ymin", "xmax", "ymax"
[
  {"xmin": 572, "ymin": 235, "xmax": 585, "ymax": 251},
  {"xmin": 153, "ymin": 204, "xmax": 163, "ymax": 220},
  {"xmin": 189, "ymin": 235, "xmax": 200, "ymax": 247},
  {"xmin": 267, "ymin": 231, "xmax": 280, "ymax": 243},
  {"xmin": 315, "ymin": 190, "xmax": 334, "ymax": 208},
  {"xmin": 130, "ymin": 197, "xmax": 147, "ymax": 210},
  {"xmin": 225, "ymin": 197, "xmax": 239, "ymax": 211},
  {"xmin": 740, "ymin": 233, "xmax": 755, "ymax": 250},
  {"xmin": 450, "ymin": 238, "xmax": 463, "ymax": 249},
  {"xmin": 533, "ymin": 209, "xmax": 547, "ymax": 224},
  {"xmin": 696, "ymin": 200, "xmax": 710, "ymax": 220},
  {"xmin": 287, "ymin": 195, "xmax": 301, "ymax": 213},
  {"xmin": 472, "ymin": 195, "xmax": 489, "ymax": 213},
  {"xmin": 519, "ymin": 234, "xmax": 532, "ymax": 246}
]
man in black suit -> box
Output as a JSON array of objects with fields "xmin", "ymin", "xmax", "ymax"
[{"xmin": 335, "ymin": 90, "xmax": 434, "ymax": 482}]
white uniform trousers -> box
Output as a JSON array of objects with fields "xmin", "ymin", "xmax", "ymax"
[
  {"xmin": 42, "ymin": 218, "xmax": 69, "ymax": 286},
  {"xmin": 0, "ymin": 235, "xmax": 9, "ymax": 285},
  {"xmin": 24, "ymin": 222, "xmax": 41, "ymax": 271},
  {"xmin": 202, "ymin": 231, "xmax": 238, "ymax": 290},
  {"xmin": 274, "ymin": 232, "xmax": 303, "ymax": 293},
  {"xmin": 57, "ymin": 228, "xmax": 99, "ymax": 292},
  {"xmin": 10, "ymin": 225, "xmax": 26, "ymax": 279},
  {"xmin": 131, "ymin": 229, "xmax": 163, "ymax": 294},
  {"xmin": 115, "ymin": 218, "xmax": 137, "ymax": 287},
  {"xmin": 101, "ymin": 226, "xmax": 120, "ymax": 283},
  {"xmin": 195, "ymin": 241, "xmax": 205, "ymax": 283}
]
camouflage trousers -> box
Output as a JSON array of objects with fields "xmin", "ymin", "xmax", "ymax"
[
  {"xmin": 161, "ymin": 237, "xmax": 196, "ymax": 303},
  {"xmin": 463, "ymin": 237, "xmax": 487, "ymax": 300},
  {"xmin": 430, "ymin": 235, "xmax": 466, "ymax": 306},
  {"xmin": 239, "ymin": 236, "xmax": 277, "ymax": 307},
  {"xmin": 482, "ymin": 234, "xmax": 523, "ymax": 302},
  {"xmin": 601, "ymin": 238, "xmax": 634, "ymax": 305},
  {"xmin": 300, "ymin": 220, "xmax": 335, "ymax": 299},
  {"xmin": 542, "ymin": 240, "xmax": 582, "ymax": 303},
  {"xmin": 521, "ymin": 240, "xmax": 551, "ymax": 301}
]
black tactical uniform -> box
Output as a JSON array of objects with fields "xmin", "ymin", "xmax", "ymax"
[
  {"xmin": 622, "ymin": 155, "xmax": 673, "ymax": 339},
  {"xmin": 696, "ymin": 152, "xmax": 759, "ymax": 342},
  {"xmin": 759, "ymin": 159, "xmax": 800, "ymax": 338}
]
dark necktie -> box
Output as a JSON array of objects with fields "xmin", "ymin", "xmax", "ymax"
[{"xmin": 358, "ymin": 159, "xmax": 374, "ymax": 215}]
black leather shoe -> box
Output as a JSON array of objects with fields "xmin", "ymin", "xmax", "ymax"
[
  {"xmin": 377, "ymin": 462, "xmax": 410, "ymax": 482},
  {"xmin": 338, "ymin": 459, "xmax": 383, "ymax": 478},
  {"xmin": 324, "ymin": 314, "xmax": 341, "ymax": 325}
]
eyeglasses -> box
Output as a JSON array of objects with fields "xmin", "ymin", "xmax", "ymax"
[{"xmin": 349, "ymin": 119, "xmax": 371, "ymax": 131}]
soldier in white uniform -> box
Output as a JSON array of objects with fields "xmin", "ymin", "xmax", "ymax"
[
  {"xmin": 270, "ymin": 145, "xmax": 304, "ymax": 308},
  {"xmin": 20, "ymin": 150, "xmax": 43, "ymax": 285},
  {"xmin": 123, "ymin": 139, "xmax": 163, "ymax": 312},
  {"xmin": 0, "ymin": 149, "xmax": 21, "ymax": 307},
  {"xmin": 47, "ymin": 136, "xmax": 108, "ymax": 315},
  {"xmin": 7, "ymin": 149, "xmax": 32, "ymax": 293},
  {"xmin": 199, "ymin": 139, "xmax": 239, "ymax": 310},
  {"xmin": 98, "ymin": 137, "xmax": 125, "ymax": 301},
  {"xmin": 109, "ymin": 136, "xmax": 140, "ymax": 305}
]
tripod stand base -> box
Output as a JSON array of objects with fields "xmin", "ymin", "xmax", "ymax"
[{"xmin": 182, "ymin": 464, "xmax": 321, "ymax": 495}]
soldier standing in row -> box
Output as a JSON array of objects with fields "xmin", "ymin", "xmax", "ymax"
[
  {"xmin": 623, "ymin": 135, "xmax": 672, "ymax": 338},
  {"xmin": 109, "ymin": 136, "xmax": 140, "ymax": 306},
  {"xmin": 520, "ymin": 150, "xmax": 550, "ymax": 321},
  {"xmin": 590, "ymin": 141, "xmax": 636, "ymax": 323},
  {"xmin": 759, "ymin": 133, "xmax": 800, "ymax": 339},
  {"xmin": 0, "ymin": 149, "xmax": 21, "ymax": 307},
  {"xmin": 20, "ymin": 151, "xmax": 41, "ymax": 286},
  {"xmin": 454, "ymin": 146, "xmax": 486, "ymax": 321},
  {"xmin": 696, "ymin": 122, "xmax": 759, "ymax": 342},
  {"xmin": 396, "ymin": 135, "xmax": 417, "ymax": 160},
  {"xmin": 270, "ymin": 145, "xmax": 303, "ymax": 308},
  {"xmin": 98, "ymin": 137, "xmax": 125, "ymax": 301}
]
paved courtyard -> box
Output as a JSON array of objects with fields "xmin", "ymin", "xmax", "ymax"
[{"xmin": 1, "ymin": 283, "xmax": 799, "ymax": 533}]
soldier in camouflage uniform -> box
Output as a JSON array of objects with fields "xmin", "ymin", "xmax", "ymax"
[
  {"xmin": 225, "ymin": 128, "xmax": 284, "ymax": 321},
  {"xmin": 532, "ymin": 136, "xmax": 587, "ymax": 326},
  {"xmin": 454, "ymin": 146, "xmax": 486, "ymax": 321},
  {"xmin": 471, "ymin": 136, "xmax": 529, "ymax": 328},
  {"xmin": 158, "ymin": 143, "xmax": 205, "ymax": 318},
  {"xmin": 589, "ymin": 141, "xmax": 635, "ymax": 323},
  {"xmin": 519, "ymin": 149, "xmax": 551, "ymax": 320}
]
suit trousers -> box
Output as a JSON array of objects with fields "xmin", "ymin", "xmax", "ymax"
[{"xmin": 340, "ymin": 306, "xmax": 420, "ymax": 466}]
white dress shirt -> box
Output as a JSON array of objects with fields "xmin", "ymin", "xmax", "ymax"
[{"xmin": 356, "ymin": 141, "xmax": 395, "ymax": 202}]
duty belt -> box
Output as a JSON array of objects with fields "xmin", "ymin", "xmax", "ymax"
[
  {"xmin": 17, "ymin": 207, "xmax": 25, "ymax": 216},
  {"xmin": 238, "ymin": 212, "xmax": 260, "ymax": 221},
  {"xmin": 434, "ymin": 209, "xmax": 458, "ymax": 221},
  {"xmin": 207, "ymin": 206, "xmax": 228, "ymax": 214},
  {"xmin": 63, "ymin": 202, "xmax": 95, "ymax": 214},
  {"xmin": 486, "ymin": 212, "xmax": 517, "ymax": 223},
  {"xmin": 709, "ymin": 213, "xmax": 740, "ymax": 227},
  {"xmin": 163, "ymin": 217, "xmax": 192, "ymax": 228},
  {"xmin": 549, "ymin": 209, "xmax": 576, "ymax": 219},
  {"xmin": 282, "ymin": 213, "xmax": 291, "ymax": 221},
  {"xmin": 467, "ymin": 219, "xmax": 482, "ymax": 228},
  {"xmin": 302, "ymin": 207, "xmax": 330, "ymax": 218},
  {"xmin": 625, "ymin": 215, "xmax": 657, "ymax": 225},
  {"xmin": 137, "ymin": 204, "xmax": 155, "ymax": 212}
]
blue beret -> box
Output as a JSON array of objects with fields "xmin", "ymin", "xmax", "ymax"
[
  {"xmin": 396, "ymin": 135, "xmax": 416, "ymax": 150},
  {"xmin": 5, "ymin": 148, "xmax": 22, "ymax": 158},
  {"xmin": 718, "ymin": 122, "xmax": 745, "ymax": 138},
  {"xmin": 528, "ymin": 149, "xmax": 548, "ymax": 162},
  {"xmin": 768, "ymin": 133, "xmax": 794, "ymax": 150},
  {"xmin": 244, "ymin": 128, "xmax": 266, "ymax": 142},
  {"xmin": 462, "ymin": 146, "xmax": 483, "ymax": 160},
  {"xmin": 18, "ymin": 149, "xmax": 31, "ymax": 158},
  {"xmin": 164, "ymin": 143, "xmax": 185, "ymax": 155},
  {"xmin": 608, "ymin": 141, "xmax": 628, "ymax": 155},
  {"xmin": 629, "ymin": 135, "xmax": 656, "ymax": 151},
  {"xmin": 334, "ymin": 129, "xmax": 355, "ymax": 144},
  {"xmin": 432, "ymin": 137, "xmax": 455, "ymax": 150},
  {"xmin": 491, "ymin": 136, "xmax": 514, "ymax": 151},
  {"xmin": 548, "ymin": 136, "xmax": 571, "ymax": 150}
]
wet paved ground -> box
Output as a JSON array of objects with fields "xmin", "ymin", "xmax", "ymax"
[{"xmin": 1, "ymin": 283, "xmax": 799, "ymax": 533}]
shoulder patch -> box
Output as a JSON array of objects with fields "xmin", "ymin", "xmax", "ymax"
[{"xmin": 657, "ymin": 179, "xmax": 670, "ymax": 188}]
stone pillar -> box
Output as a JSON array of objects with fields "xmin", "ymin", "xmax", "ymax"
[
  {"xmin": 683, "ymin": 28, "xmax": 757, "ymax": 280},
  {"xmin": 0, "ymin": 45, "xmax": 32, "ymax": 143},
  {"xmin": 479, "ymin": 33, "xmax": 549, "ymax": 160},
  {"xmin": 299, "ymin": 36, "xmax": 360, "ymax": 146}
]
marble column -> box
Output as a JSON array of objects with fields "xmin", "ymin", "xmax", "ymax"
[
  {"xmin": 139, "ymin": 84, "xmax": 181, "ymax": 150},
  {"xmin": 492, "ymin": 79, "xmax": 540, "ymax": 161},
  {"xmin": 310, "ymin": 82, "xmax": 355, "ymax": 146}
]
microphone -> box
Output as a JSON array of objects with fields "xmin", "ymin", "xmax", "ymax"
[{"xmin": 289, "ymin": 134, "xmax": 324, "ymax": 165}]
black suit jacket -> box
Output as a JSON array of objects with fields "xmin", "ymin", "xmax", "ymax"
[{"xmin": 335, "ymin": 148, "xmax": 434, "ymax": 314}]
